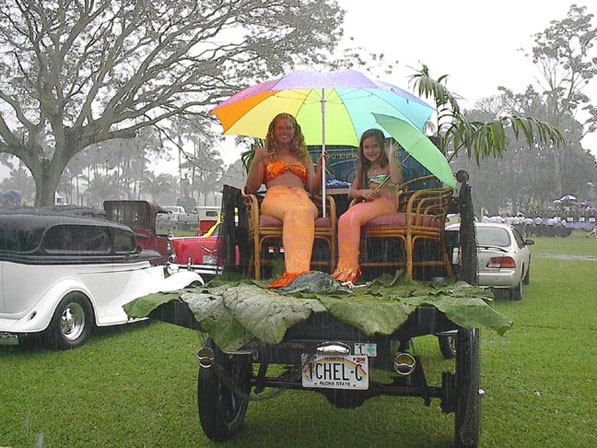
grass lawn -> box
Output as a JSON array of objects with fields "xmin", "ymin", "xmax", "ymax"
[{"xmin": 1, "ymin": 231, "xmax": 596, "ymax": 447}]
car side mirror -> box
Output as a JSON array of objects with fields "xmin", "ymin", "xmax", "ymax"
[{"xmin": 524, "ymin": 239, "xmax": 534, "ymax": 246}]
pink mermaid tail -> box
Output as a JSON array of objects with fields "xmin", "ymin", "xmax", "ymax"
[{"xmin": 332, "ymin": 196, "xmax": 398, "ymax": 284}]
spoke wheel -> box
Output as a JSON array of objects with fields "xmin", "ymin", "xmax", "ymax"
[
  {"xmin": 438, "ymin": 334, "xmax": 457, "ymax": 359},
  {"xmin": 454, "ymin": 328, "xmax": 481, "ymax": 448},
  {"xmin": 197, "ymin": 339, "xmax": 250, "ymax": 442}
]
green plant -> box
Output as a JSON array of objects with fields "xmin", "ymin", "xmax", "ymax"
[{"xmin": 409, "ymin": 64, "xmax": 564, "ymax": 163}]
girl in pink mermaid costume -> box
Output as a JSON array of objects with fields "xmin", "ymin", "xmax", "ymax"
[
  {"xmin": 332, "ymin": 129, "xmax": 403, "ymax": 285},
  {"xmin": 244, "ymin": 113, "xmax": 326, "ymax": 288}
]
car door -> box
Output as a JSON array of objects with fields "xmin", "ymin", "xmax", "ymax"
[{"xmin": 511, "ymin": 227, "xmax": 530, "ymax": 279}]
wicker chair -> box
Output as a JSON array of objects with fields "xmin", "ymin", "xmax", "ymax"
[
  {"xmin": 357, "ymin": 176, "xmax": 454, "ymax": 280},
  {"xmin": 241, "ymin": 188, "xmax": 336, "ymax": 280}
]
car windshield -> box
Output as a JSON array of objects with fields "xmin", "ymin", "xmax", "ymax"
[{"xmin": 476, "ymin": 227, "xmax": 511, "ymax": 247}]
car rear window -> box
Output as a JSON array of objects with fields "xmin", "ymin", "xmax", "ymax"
[
  {"xmin": 43, "ymin": 225, "xmax": 111, "ymax": 254},
  {"xmin": 476, "ymin": 227, "xmax": 511, "ymax": 247},
  {"xmin": 0, "ymin": 225, "xmax": 44, "ymax": 252},
  {"xmin": 113, "ymin": 229, "xmax": 136, "ymax": 252}
]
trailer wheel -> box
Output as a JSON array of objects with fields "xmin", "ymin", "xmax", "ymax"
[
  {"xmin": 438, "ymin": 334, "xmax": 457, "ymax": 359},
  {"xmin": 454, "ymin": 328, "xmax": 480, "ymax": 448},
  {"xmin": 197, "ymin": 340, "xmax": 250, "ymax": 442}
]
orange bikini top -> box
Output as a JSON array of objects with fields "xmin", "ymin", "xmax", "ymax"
[{"xmin": 264, "ymin": 160, "xmax": 307, "ymax": 184}]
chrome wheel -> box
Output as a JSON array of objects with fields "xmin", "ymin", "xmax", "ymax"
[
  {"xmin": 60, "ymin": 302, "xmax": 86, "ymax": 341},
  {"xmin": 46, "ymin": 293, "xmax": 93, "ymax": 350}
]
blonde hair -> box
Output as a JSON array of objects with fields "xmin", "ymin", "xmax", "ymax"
[{"xmin": 265, "ymin": 113, "xmax": 309, "ymax": 162}]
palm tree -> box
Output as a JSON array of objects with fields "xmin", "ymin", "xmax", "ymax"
[
  {"xmin": 140, "ymin": 171, "xmax": 175, "ymax": 204},
  {"xmin": 409, "ymin": 65, "xmax": 564, "ymax": 163}
]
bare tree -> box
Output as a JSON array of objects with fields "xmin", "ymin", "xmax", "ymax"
[{"xmin": 0, "ymin": 0, "xmax": 344, "ymax": 205}]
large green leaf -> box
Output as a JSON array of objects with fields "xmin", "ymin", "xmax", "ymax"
[
  {"xmin": 220, "ymin": 284, "xmax": 326, "ymax": 345},
  {"xmin": 318, "ymin": 295, "xmax": 418, "ymax": 336},
  {"xmin": 400, "ymin": 294, "xmax": 513, "ymax": 336},
  {"xmin": 123, "ymin": 276, "xmax": 512, "ymax": 351},
  {"xmin": 123, "ymin": 292, "xmax": 182, "ymax": 318}
]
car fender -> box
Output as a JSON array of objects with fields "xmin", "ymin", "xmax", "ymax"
[
  {"xmin": 160, "ymin": 270, "xmax": 204, "ymax": 291},
  {"xmin": 3, "ymin": 277, "xmax": 96, "ymax": 334}
]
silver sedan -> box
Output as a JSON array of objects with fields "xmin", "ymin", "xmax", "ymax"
[{"xmin": 446, "ymin": 222, "xmax": 533, "ymax": 300}]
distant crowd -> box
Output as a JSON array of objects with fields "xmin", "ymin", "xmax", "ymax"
[{"xmin": 481, "ymin": 214, "xmax": 572, "ymax": 238}]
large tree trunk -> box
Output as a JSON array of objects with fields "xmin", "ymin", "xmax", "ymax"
[{"xmin": 30, "ymin": 152, "xmax": 71, "ymax": 207}]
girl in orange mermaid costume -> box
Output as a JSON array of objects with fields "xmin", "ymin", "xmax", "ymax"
[
  {"xmin": 244, "ymin": 113, "xmax": 326, "ymax": 288},
  {"xmin": 332, "ymin": 129, "xmax": 403, "ymax": 285}
]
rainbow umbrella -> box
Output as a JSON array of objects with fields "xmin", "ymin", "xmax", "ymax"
[
  {"xmin": 210, "ymin": 69, "xmax": 435, "ymax": 213},
  {"xmin": 210, "ymin": 69, "xmax": 434, "ymax": 145}
]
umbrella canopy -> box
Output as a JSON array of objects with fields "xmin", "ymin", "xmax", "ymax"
[
  {"xmin": 210, "ymin": 69, "xmax": 435, "ymax": 146},
  {"xmin": 373, "ymin": 113, "xmax": 456, "ymax": 189},
  {"xmin": 560, "ymin": 194, "xmax": 577, "ymax": 201}
]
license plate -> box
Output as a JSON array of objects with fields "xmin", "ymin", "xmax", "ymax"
[
  {"xmin": 301, "ymin": 354, "xmax": 369, "ymax": 390},
  {"xmin": 202, "ymin": 255, "xmax": 218, "ymax": 265}
]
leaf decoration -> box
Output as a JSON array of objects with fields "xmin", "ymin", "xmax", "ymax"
[
  {"xmin": 123, "ymin": 277, "xmax": 512, "ymax": 351},
  {"xmin": 318, "ymin": 296, "xmax": 418, "ymax": 336},
  {"xmin": 400, "ymin": 294, "xmax": 513, "ymax": 336},
  {"xmin": 183, "ymin": 291, "xmax": 252, "ymax": 351},
  {"xmin": 123, "ymin": 292, "xmax": 182, "ymax": 318},
  {"xmin": 220, "ymin": 284, "xmax": 326, "ymax": 346}
]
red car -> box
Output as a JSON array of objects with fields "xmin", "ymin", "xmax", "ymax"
[
  {"xmin": 168, "ymin": 220, "xmax": 233, "ymax": 278},
  {"xmin": 103, "ymin": 200, "xmax": 170, "ymax": 264}
]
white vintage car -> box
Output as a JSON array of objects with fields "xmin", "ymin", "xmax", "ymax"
[{"xmin": 0, "ymin": 207, "xmax": 202, "ymax": 349}]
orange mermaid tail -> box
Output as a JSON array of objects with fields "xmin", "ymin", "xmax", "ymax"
[{"xmin": 261, "ymin": 186, "xmax": 318, "ymax": 288}]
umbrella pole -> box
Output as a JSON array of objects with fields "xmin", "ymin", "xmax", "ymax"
[{"xmin": 321, "ymin": 88, "xmax": 326, "ymax": 218}]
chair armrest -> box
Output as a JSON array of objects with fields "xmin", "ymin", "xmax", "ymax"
[
  {"xmin": 241, "ymin": 187, "xmax": 261, "ymax": 231},
  {"xmin": 404, "ymin": 188, "xmax": 454, "ymax": 227}
]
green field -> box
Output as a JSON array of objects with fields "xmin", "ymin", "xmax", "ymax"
[{"xmin": 1, "ymin": 232, "xmax": 596, "ymax": 447}]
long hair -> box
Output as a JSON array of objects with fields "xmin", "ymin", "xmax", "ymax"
[
  {"xmin": 264, "ymin": 113, "xmax": 309, "ymax": 162},
  {"xmin": 356, "ymin": 128, "xmax": 388, "ymax": 188}
]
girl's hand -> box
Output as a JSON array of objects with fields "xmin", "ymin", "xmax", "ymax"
[
  {"xmin": 385, "ymin": 139, "xmax": 397, "ymax": 159},
  {"xmin": 361, "ymin": 188, "xmax": 378, "ymax": 201}
]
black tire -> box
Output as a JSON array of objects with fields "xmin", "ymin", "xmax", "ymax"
[
  {"xmin": 197, "ymin": 340, "xmax": 250, "ymax": 442},
  {"xmin": 510, "ymin": 281, "xmax": 523, "ymax": 301},
  {"xmin": 454, "ymin": 328, "xmax": 481, "ymax": 448},
  {"xmin": 438, "ymin": 334, "xmax": 457, "ymax": 359},
  {"xmin": 491, "ymin": 288, "xmax": 509, "ymax": 301},
  {"xmin": 46, "ymin": 292, "xmax": 93, "ymax": 350}
]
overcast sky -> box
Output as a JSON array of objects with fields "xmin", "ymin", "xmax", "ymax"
[
  {"xmin": 212, "ymin": 0, "xmax": 596, "ymax": 166},
  {"xmin": 340, "ymin": 0, "xmax": 594, "ymax": 105},
  {"xmin": 1, "ymin": 1, "xmax": 595, "ymax": 180}
]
